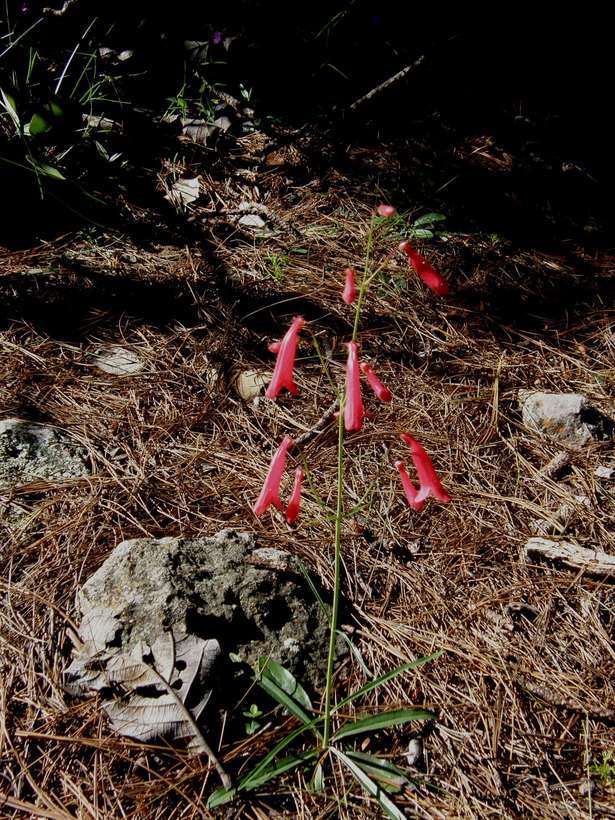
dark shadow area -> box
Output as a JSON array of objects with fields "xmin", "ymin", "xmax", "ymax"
[{"xmin": 2, "ymin": 2, "xmax": 614, "ymax": 249}]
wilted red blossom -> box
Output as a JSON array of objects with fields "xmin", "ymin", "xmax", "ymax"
[
  {"xmin": 342, "ymin": 268, "xmax": 357, "ymax": 305},
  {"xmin": 286, "ymin": 466, "xmax": 304, "ymax": 523},
  {"xmin": 377, "ymin": 204, "xmax": 396, "ymax": 217},
  {"xmin": 266, "ymin": 316, "xmax": 305, "ymax": 398},
  {"xmin": 400, "ymin": 433, "xmax": 451, "ymax": 503},
  {"xmin": 395, "ymin": 460, "xmax": 425, "ymax": 511},
  {"xmin": 360, "ymin": 362, "xmax": 392, "ymax": 402},
  {"xmin": 253, "ymin": 435, "xmax": 294, "ymax": 516},
  {"xmin": 399, "ymin": 241, "xmax": 449, "ymax": 297},
  {"xmin": 344, "ymin": 341, "xmax": 364, "ymax": 432}
]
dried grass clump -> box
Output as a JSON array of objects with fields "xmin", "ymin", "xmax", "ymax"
[{"xmin": 1, "ymin": 193, "xmax": 614, "ymax": 818}]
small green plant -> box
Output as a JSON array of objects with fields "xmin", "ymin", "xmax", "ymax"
[
  {"xmin": 591, "ymin": 751, "xmax": 615, "ymax": 785},
  {"xmin": 242, "ymin": 703, "xmax": 264, "ymax": 736},
  {"xmin": 163, "ymin": 86, "xmax": 190, "ymax": 121},
  {"xmin": 376, "ymin": 210, "xmax": 448, "ymax": 242},
  {"xmin": 265, "ymin": 252, "xmax": 289, "ymax": 282}
]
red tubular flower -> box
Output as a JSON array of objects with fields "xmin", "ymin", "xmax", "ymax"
[
  {"xmin": 344, "ymin": 341, "xmax": 364, "ymax": 432},
  {"xmin": 399, "ymin": 241, "xmax": 449, "ymax": 297},
  {"xmin": 252, "ymin": 435, "xmax": 294, "ymax": 516},
  {"xmin": 285, "ymin": 466, "xmax": 303, "ymax": 523},
  {"xmin": 360, "ymin": 361, "xmax": 392, "ymax": 402},
  {"xmin": 400, "ymin": 433, "xmax": 451, "ymax": 503},
  {"xmin": 377, "ymin": 204, "xmax": 396, "ymax": 217},
  {"xmin": 265, "ymin": 316, "xmax": 305, "ymax": 398},
  {"xmin": 395, "ymin": 460, "xmax": 425, "ymax": 511},
  {"xmin": 342, "ymin": 268, "xmax": 357, "ymax": 305}
]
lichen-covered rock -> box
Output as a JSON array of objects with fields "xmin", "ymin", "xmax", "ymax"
[
  {"xmin": 519, "ymin": 391, "xmax": 602, "ymax": 447},
  {"xmin": 71, "ymin": 529, "xmax": 329, "ymax": 690},
  {"xmin": 0, "ymin": 418, "xmax": 90, "ymax": 487}
]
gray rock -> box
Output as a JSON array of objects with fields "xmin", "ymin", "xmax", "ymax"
[
  {"xmin": 0, "ymin": 418, "xmax": 89, "ymax": 488},
  {"xmin": 238, "ymin": 213, "xmax": 267, "ymax": 230},
  {"xmin": 519, "ymin": 391, "xmax": 599, "ymax": 446},
  {"xmin": 93, "ymin": 346, "xmax": 144, "ymax": 376},
  {"xmin": 71, "ymin": 529, "xmax": 330, "ymax": 690}
]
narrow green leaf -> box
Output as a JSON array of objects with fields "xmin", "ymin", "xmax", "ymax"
[
  {"xmin": 0, "ymin": 88, "xmax": 20, "ymax": 130},
  {"xmin": 239, "ymin": 718, "xmax": 321, "ymax": 790},
  {"xmin": 338, "ymin": 631, "xmax": 373, "ymax": 678},
  {"xmin": 336, "ymin": 650, "xmax": 442, "ymax": 711},
  {"xmin": 333, "ymin": 708, "xmax": 435, "ymax": 741},
  {"xmin": 413, "ymin": 212, "xmax": 447, "ymax": 228},
  {"xmin": 241, "ymin": 749, "xmax": 317, "ymax": 791},
  {"xmin": 259, "ymin": 657, "xmax": 313, "ymax": 712},
  {"xmin": 409, "ymin": 228, "xmax": 433, "ymax": 239},
  {"xmin": 331, "ymin": 747, "xmax": 407, "ymax": 820},
  {"xmin": 296, "ymin": 561, "xmax": 329, "ymax": 618},
  {"xmin": 37, "ymin": 163, "xmax": 65, "ymax": 180},
  {"xmin": 310, "ymin": 761, "xmax": 325, "ymax": 793},
  {"xmin": 258, "ymin": 674, "xmax": 316, "ymax": 730},
  {"xmin": 345, "ymin": 751, "xmax": 411, "ymax": 793},
  {"xmin": 207, "ymin": 786, "xmax": 237, "ymax": 808}
]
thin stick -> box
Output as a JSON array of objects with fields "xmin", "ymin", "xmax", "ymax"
[
  {"xmin": 149, "ymin": 665, "xmax": 232, "ymax": 790},
  {"xmin": 347, "ymin": 55, "xmax": 426, "ymax": 113}
]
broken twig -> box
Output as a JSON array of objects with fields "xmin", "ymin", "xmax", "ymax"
[{"xmin": 524, "ymin": 537, "xmax": 615, "ymax": 577}]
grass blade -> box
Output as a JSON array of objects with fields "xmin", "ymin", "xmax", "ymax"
[
  {"xmin": 207, "ymin": 750, "xmax": 316, "ymax": 808},
  {"xmin": 241, "ymin": 717, "xmax": 322, "ymax": 790},
  {"xmin": 335, "ymin": 650, "xmax": 442, "ymax": 712},
  {"xmin": 333, "ymin": 707, "xmax": 435, "ymax": 741},
  {"xmin": 345, "ymin": 751, "xmax": 412, "ymax": 793},
  {"xmin": 331, "ymin": 747, "xmax": 407, "ymax": 820}
]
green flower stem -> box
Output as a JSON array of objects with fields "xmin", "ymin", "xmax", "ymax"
[
  {"xmin": 352, "ymin": 214, "xmax": 376, "ymax": 342},
  {"xmin": 322, "ymin": 403, "xmax": 345, "ymax": 749}
]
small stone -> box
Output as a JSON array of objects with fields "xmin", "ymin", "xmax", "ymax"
[
  {"xmin": 93, "ymin": 346, "xmax": 143, "ymax": 376},
  {"xmin": 519, "ymin": 391, "xmax": 599, "ymax": 447},
  {"xmin": 594, "ymin": 465, "xmax": 614, "ymax": 479},
  {"xmin": 165, "ymin": 177, "xmax": 200, "ymax": 208},
  {"xmin": 235, "ymin": 369, "xmax": 267, "ymax": 400},
  {"xmin": 213, "ymin": 115, "xmax": 232, "ymax": 132},
  {"xmin": 238, "ymin": 213, "xmax": 266, "ymax": 230},
  {"xmin": 0, "ymin": 418, "xmax": 90, "ymax": 488},
  {"xmin": 406, "ymin": 738, "xmax": 423, "ymax": 766}
]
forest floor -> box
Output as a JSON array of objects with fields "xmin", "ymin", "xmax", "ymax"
[{"xmin": 1, "ymin": 119, "xmax": 615, "ymax": 818}]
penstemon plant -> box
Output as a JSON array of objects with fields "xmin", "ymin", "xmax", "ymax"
[{"xmin": 209, "ymin": 204, "xmax": 452, "ymax": 817}]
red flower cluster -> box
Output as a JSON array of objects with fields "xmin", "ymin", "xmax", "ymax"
[
  {"xmin": 253, "ymin": 203, "xmax": 453, "ymax": 522},
  {"xmin": 252, "ymin": 436, "xmax": 304, "ymax": 524}
]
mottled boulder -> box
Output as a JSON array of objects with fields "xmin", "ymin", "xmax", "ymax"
[
  {"xmin": 0, "ymin": 418, "xmax": 89, "ymax": 487},
  {"xmin": 68, "ymin": 529, "xmax": 329, "ymax": 691}
]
